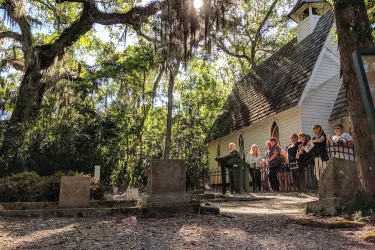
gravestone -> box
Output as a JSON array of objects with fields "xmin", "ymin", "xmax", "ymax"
[
  {"xmin": 59, "ymin": 176, "xmax": 91, "ymax": 208},
  {"xmin": 147, "ymin": 159, "xmax": 186, "ymax": 194},
  {"xmin": 306, "ymin": 158, "xmax": 359, "ymax": 215},
  {"xmin": 127, "ymin": 188, "xmax": 139, "ymax": 200},
  {"xmin": 94, "ymin": 165, "xmax": 100, "ymax": 182},
  {"xmin": 319, "ymin": 157, "xmax": 359, "ymax": 200},
  {"xmin": 142, "ymin": 159, "xmax": 194, "ymax": 208}
]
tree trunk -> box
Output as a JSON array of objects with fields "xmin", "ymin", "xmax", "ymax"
[
  {"xmin": 164, "ymin": 68, "xmax": 175, "ymax": 160},
  {"xmin": 333, "ymin": 0, "xmax": 375, "ymax": 193},
  {"xmin": 0, "ymin": 69, "xmax": 44, "ymax": 174}
]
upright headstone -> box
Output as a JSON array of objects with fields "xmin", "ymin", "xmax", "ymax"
[
  {"xmin": 306, "ymin": 158, "xmax": 359, "ymax": 215},
  {"xmin": 127, "ymin": 188, "xmax": 139, "ymax": 200},
  {"xmin": 147, "ymin": 159, "xmax": 186, "ymax": 194},
  {"xmin": 94, "ymin": 165, "xmax": 100, "ymax": 182},
  {"xmin": 59, "ymin": 176, "xmax": 91, "ymax": 208},
  {"xmin": 319, "ymin": 157, "xmax": 359, "ymax": 200},
  {"xmin": 142, "ymin": 159, "xmax": 192, "ymax": 207}
]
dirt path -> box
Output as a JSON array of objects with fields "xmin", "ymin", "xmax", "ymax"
[{"xmin": 0, "ymin": 193, "xmax": 374, "ymax": 249}]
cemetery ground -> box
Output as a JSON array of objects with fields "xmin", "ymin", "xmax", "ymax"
[{"xmin": 1, "ymin": 193, "xmax": 375, "ymax": 249}]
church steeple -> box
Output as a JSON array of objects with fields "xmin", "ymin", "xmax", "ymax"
[{"xmin": 288, "ymin": 0, "xmax": 332, "ymax": 43}]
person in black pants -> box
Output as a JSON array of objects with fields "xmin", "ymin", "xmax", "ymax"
[
  {"xmin": 287, "ymin": 134, "xmax": 302, "ymax": 191},
  {"xmin": 266, "ymin": 137, "xmax": 281, "ymax": 192},
  {"xmin": 228, "ymin": 142, "xmax": 241, "ymax": 193}
]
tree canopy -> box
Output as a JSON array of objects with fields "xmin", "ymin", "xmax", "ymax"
[{"xmin": 1, "ymin": 0, "xmax": 373, "ymax": 188}]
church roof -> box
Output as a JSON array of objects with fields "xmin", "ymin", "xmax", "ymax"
[
  {"xmin": 287, "ymin": 0, "xmax": 322, "ymax": 17},
  {"xmin": 206, "ymin": 11, "xmax": 334, "ymax": 143},
  {"xmin": 329, "ymin": 83, "xmax": 348, "ymax": 121}
]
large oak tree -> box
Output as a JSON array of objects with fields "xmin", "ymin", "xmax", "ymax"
[
  {"xmin": 0, "ymin": 0, "xmax": 230, "ymax": 169},
  {"xmin": 333, "ymin": 0, "xmax": 375, "ymax": 193}
]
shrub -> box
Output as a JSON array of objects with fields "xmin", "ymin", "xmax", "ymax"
[
  {"xmin": 0, "ymin": 171, "xmax": 107, "ymax": 202},
  {"xmin": 90, "ymin": 178, "xmax": 110, "ymax": 200}
]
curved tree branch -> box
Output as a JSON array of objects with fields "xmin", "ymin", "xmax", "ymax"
[
  {"xmin": 36, "ymin": 1, "xmax": 164, "ymax": 70},
  {"xmin": 3, "ymin": 0, "xmax": 33, "ymax": 59},
  {"xmin": 0, "ymin": 31, "xmax": 22, "ymax": 42},
  {"xmin": 0, "ymin": 58, "xmax": 25, "ymax": 71},
  {"xmin": 214, "ymin": 37, "xmax": 252, "ymax": 62},
  {"xmin": 250, "ymin": 0, "xmax": 279, "ymax": 67},
  {"xmin": 95, "ymin": 2, "xmax": 163, "ymax": 26},
  {"xmin": 42, "ymin": 72, "xmax": 82, "ymax": 90}
]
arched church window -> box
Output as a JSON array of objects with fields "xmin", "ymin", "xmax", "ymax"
[
  {"xmin": 239, "ymin": 135, "xmax": 245, "ymax": 159},
  {"xmin": 271, "ymin": 121, "xmax": 280, "ymax": 144}
]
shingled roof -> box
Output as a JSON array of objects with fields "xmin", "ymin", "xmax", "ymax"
[
  {"xmin": 329, "ymin": 84, "xmax": 348, "ymax": 121},
  {"xmin": 287, "ymin": 0, "xmax": 321, "ymax": 17},
  {"xmin": 206, "ymin": 11, "xmax": 334, "ymax": 143}
]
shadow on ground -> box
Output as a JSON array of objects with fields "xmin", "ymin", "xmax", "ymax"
[{"xmin": 0, "ymin": 193, "xmax": 373, "ymax": 250}]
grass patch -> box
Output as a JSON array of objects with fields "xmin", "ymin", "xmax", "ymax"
[
  {"xmin": 363, "ymin": 231, "xmax": 375, "ymax": 243},
  {"xmin": 289, "ymin": 218, "xmax": 365, "ymax": 229},
  {"xmin": 327, "ymin": 219, "xmax": 365, "ymax": 228}
]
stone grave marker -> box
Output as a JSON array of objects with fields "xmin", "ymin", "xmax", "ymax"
[
  {"xmin": 142, "ymin": 159, "xmax": 193, "ymax": 207},
  {"xmin": 127, "ymin": 188, "xmax": 139, "ymax": 200},
  {"xmin": 59, "ymin": 176, "xmax": 91, "ymax": 208}
]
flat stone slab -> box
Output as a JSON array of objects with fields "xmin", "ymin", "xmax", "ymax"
[
  {"xmin": 306, "ymin": 197, "xmax": 347, "ymax": 216},
  {"xmin": 200, "ymin": 202, "xmax": 220, "ymax": 215},
  {"xmin": 141, "ymin": 204, "xmax": 199, "ymax": 218},
  {"xmin": 0, "ymin": 200, "xmax": 137, "ymax": 210},
  {"xmin": 0, "ymin": 207, "xmax": 140, "ymax": 218},
  {"xmin": 59, "ymin": 176, "xmax": 91, "ymax": 208},
  {"xmin": 147, "ymin": 159, "xmax": 186, "ymax": 194},
  {"xmin": 141, "ymin": 193, "xmax": 193, "ymax": 207},
  {"xmin": 0, "ymin": 204, "xmax": 200, "ymax": 218}
]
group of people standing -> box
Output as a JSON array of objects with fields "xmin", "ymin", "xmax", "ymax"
[{"xmin": 229, "ymin": 123, "xmax": 354, "ymax": 192}]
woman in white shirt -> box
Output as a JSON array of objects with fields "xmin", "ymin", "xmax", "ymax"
[
  {"xmin": 327, "ymin": 123, "xmax": 355, "ymax": 161},
  {"xmin": 246, "ymin": 144, "xmax": 262, "ymax": 191}
]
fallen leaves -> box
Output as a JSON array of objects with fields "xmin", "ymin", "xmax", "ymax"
[{"xmin": 0, "ymin": 194, "xmax": 374, "ymax": 249}]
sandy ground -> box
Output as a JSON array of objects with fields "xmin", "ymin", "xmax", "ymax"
[{"xmin": 1, "ymin": 193, "xmax": 374, "ymax": 250}]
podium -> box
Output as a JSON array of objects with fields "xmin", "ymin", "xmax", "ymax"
[{"xmin": 215, "ymin": 154, "xmax": 250, "ymax": 194}]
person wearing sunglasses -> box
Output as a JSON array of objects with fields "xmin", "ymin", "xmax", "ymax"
[{"xmin": 327, "ymin": 123, "xmax": 354, "ymax": 161}]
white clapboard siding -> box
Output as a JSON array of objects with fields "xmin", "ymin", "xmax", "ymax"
[
  {"xmin": 324, "ymin": 24, "xmax": 340, "ymax": 60},
  {"xmin": 218, "ymin": 133, "xmax": 239, "ymax": 156},
  {"xmin": 207, "ymin": 132, "xmax": 239, "ymax": 170},
  {"xmin": 307, "ymin": 56, "xmax": 339, "ymax": 92},
  {"xmin": 297, "ymin": 17, "xmax": 311, "ymax": 43},
  {"xmin": 208, "ymin": 107, "xmax": 300, "ymax": 163},
  {"xmin": 297, "ymin": 15, "xmax": 320, "ymax": 43},
  {"xmin": 242, "ymin": 108, "xmax": 301, "ymax": 153},
  {"xmin": 207, "ymin": 108, "xmax": 300, "ymax": 185},
  {"xmin": 207, "ymin": 142, "xmax": 218, "ymax": 170},
  {"xmin": 301, "ymin": 74, "xmax": 342, "ymax": 136}
]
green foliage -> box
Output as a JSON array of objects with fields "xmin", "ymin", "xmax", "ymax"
[
  {"xmin": 343, "ymin": 193, "xmax": 375, "ymax": 215},
  {"xmin": 0, "ymin": 0, "xmax": 295, "ymax": 189},
  {"xmin": 367, "ymin": 0, "xmax": 375, "ymax": 39},
  {"xmin": 0, "ymin": 171, "xmax": 67, "ymax": 202},
  {"xmin": 0, "ymin": 171, "xmax": 107, "ymax": 202}
]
